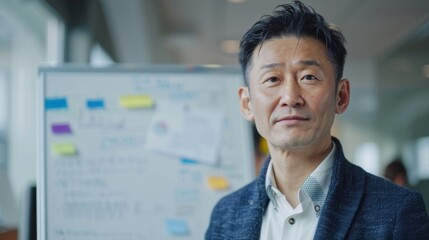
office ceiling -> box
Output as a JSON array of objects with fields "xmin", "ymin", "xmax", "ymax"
[{"xmin": 100, "ymin": 0, "xmax": 429, "ymax": 65}]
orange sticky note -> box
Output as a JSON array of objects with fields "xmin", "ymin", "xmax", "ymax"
[
  {"xmin": 208, "ymin": 176, "xmax": 229, "ymax": 190},
  {"xmin": 119, "ymin": 95, "xmax": 154, "ymax": 109}
]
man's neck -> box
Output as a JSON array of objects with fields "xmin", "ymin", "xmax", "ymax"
[{"xmin": 270, "ymin": 141, "xmax": 333, "ymax": 208}]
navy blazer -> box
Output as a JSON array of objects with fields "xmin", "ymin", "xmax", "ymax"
[{"xmin": 206, "ymin": 138, "xmax": 429, "ymax": 239}]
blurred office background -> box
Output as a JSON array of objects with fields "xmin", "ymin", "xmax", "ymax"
[{"xmin": 1, "ymin": 0, "xmax": 429, "ymax": 238}]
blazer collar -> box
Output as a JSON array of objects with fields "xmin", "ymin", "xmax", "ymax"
[
  {"xmin": 314, "ymin": 137, "xmax": 365, "ymax": 239},
  {"xmin": 233, "ymin": 156, "xmax": 271, "ymax": 240}
]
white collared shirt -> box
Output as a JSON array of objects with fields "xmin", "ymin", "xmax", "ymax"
[{"xmin": 260, "ymin": 143, "xmax": 336, "ymax": 240}]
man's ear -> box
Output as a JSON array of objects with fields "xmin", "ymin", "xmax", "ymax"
[
  {"xmin": 238, "ymin": 86, "xmax": 254, "ymax": 121},
  {"xmin": 335, "ymin": 79, "xmax": 350, "ymax": 114}
]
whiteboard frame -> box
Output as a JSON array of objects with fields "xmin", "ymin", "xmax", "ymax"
[{"xmin": 37, "ymin": 65, "xmax": 255, "ymax": 240}]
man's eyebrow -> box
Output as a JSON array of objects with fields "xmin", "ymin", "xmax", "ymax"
[
  {"xmin": 298, "ymin": 59, "xmax": 322, "ymax": 68},
  {"xmin": 260, "ymin": 62, "xmax": 284, "ymax": 70},
  {"xmin": 260, "ymin": 60, "xmax": 323, "ymax": 70}
]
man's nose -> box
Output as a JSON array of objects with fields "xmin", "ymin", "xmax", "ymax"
[{"xmin": 278, "ymin": 80, "xmax": 304, "ymax": 108}]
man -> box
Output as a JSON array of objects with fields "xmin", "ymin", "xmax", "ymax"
[
  {"xmin": 205, "ymin": 1, "xmax": 429, "ymax": 239},
  {"xmin": 384, "ymin": 158, "xmax": 409, "ymax": 187}
]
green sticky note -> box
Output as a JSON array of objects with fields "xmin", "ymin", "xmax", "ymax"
[{"xmin": 52, "ymin": 143, "xmax": 77, "ymax": 156}]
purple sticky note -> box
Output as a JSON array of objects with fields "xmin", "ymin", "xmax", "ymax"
[{"xmin": 51, "ymin": 123, "xmax": 72, "ymax": 134}]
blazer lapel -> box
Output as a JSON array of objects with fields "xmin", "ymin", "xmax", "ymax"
[
  {"xmin": 314, "ymin": 138, "xmax": 365, "ymax": 239},
  {"xmin": 233, "ymin": 158, "xmax": 271, "ymax": 240}
]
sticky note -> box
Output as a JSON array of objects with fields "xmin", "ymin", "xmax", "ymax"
[
  {"xmin": 51, "ymin": 143, "xmax": 77, "ymax": 156},
  {"xmin": 208, "ymin": 176, "xmax": 229, "ymax": 190},
  {"xmin": 86, "ymin": 99, "xmax": 105, "ymax": 109},
  {"xmin": 51, "ymin": 123, "xmax": 72, "ymax": 134},
  {"xmin": 45, "ymin": 98, "xmax": 68, "ymax": 110},
  {"xmin": 165, "ymin": 219, "xmax": 189, "ymax": 236},
  {"xmin": 181, "ymin": 158, "xmax": 199, "ymax": 165},
  {"xmin": 119, "ymin": 95, "xmax": 154, "ymax": 109}
]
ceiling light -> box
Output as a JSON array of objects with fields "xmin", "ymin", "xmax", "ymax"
[
  {"xmin": 228, "ymin": 0, "xmax": 246, "ymax": 3},
  {"xmin": 221, "ymin": 40, "xmax": 240, "ymax": 54}
]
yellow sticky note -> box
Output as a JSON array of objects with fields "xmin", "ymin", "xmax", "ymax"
[
  {"xmin": 119, "ymin": 95, "xmax": 154, "ymax": 109},
  {"xmin": 52, "ymin": 143, "xmax": 77, "ymax": 156},
  {"xmin": 208, "ymin": 176, "xmax": 229, "ymax": 190}
]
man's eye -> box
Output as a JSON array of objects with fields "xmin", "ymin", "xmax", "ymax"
[
  {"xmin": 265, "ymin": 77, "xmax": 280, "ymax": 83},
  {"xmin": 302, "ymin": 75, "xmax": 317, "ymax": 80}
]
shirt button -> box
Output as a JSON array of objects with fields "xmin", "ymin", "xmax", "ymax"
[
  {"xmin": 314, "ymin": 205, "xmax": 321, "ymax": 212},
  {"xmin": 288, "ymin": 218, "xmax": 295, "ymax": 225}
]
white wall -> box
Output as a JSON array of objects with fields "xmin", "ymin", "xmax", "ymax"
[
  {"xmin": 334, "ymin": 57, "xmax": 395, "ymax": 176},
  {"xmin": 0, "ymin": 0, "xmax": 49, "ymax": 211}
]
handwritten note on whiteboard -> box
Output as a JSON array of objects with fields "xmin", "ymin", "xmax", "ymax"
[{"xmin": 146, "ymin": 101, "xmax": 223, "ymax": 165}]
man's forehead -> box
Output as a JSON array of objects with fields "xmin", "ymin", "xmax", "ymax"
[{"xmin": 250, "ymin": 37, "xmax": 328, "ymax": 67}]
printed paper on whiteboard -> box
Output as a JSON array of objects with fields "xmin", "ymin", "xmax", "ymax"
[{"xmin": 146, "ymin": 101, "xmax": 224, "ymax": 165}]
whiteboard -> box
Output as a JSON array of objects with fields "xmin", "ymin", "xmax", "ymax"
[{"xmin": 37, "ymin": 66, "xmax": 254, "ymax": 240}]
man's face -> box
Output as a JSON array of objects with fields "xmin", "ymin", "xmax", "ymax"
[{"xmin": 239, "ymin": 36, "xmax": 349, "ymax": 151}]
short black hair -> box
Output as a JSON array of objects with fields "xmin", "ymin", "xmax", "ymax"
[{"xmin": 238, "ymin": 0, "xmax": 347, "ymax": 86}]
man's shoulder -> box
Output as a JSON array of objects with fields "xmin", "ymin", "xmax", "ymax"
[
  {"xmin": 344, "ymin": 162, "xmax": 429, "ymax": 237},
  {"xmin": 346, "ymin": 160, "xmax": 419, "ymax": 196},
  {"xmin": 322, "ymin": 156, "xmax": 429, "ymax": 238},
  {"xmin": 345, "ymin": 160, "xmax": 424, "ymax": 209},
  {"xmin": 366, "ymin": 170, "xmax": 422, "ymax": 201}
]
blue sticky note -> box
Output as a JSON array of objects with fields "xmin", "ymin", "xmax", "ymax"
[
  {"xmin": 86, "ymin": 99, "xmax": 105, "ymax": 109},
  {"xmin": 181, "ymin": 158, "xmax": 199, "ymax": 165},
  {"xmin": 165, "ymin": 219, "xmax": 189, "ymax": 236},
  {"xmin": 45, "ymin": 98, "xmax": 68, "ymax": 110}
]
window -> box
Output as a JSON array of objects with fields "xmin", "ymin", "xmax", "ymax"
[
  {"xmin": 0, "ymin": 45, "xmax": 10, "ymax": 167},
  {"xmin": 416, "ymin": 136, "xmax": 429, "ymax": 179}
]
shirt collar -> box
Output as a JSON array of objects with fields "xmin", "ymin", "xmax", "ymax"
[{"xmin": 265, "ymin": 142, "xmax": 336, "ymax": 216}]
